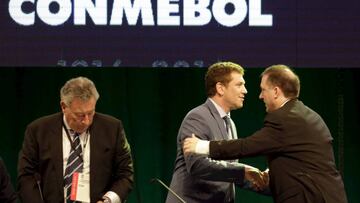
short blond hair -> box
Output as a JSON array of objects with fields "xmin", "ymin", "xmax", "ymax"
[{"xmin": 205, "ymin": 62, "xmax": 244, "ymax": 97}]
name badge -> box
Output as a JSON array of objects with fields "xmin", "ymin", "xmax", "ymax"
[{"xmin": 70, "ymin": 172, "xmax": 90, "ymax": 202}]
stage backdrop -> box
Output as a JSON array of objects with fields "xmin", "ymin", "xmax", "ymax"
[
  {"xmin": 1, "ymin": 0, "xmax": 359, "ymax": 67},
  {"xmin": 0, "ymin": 67, "xmax": 359, "ymax": 202}
]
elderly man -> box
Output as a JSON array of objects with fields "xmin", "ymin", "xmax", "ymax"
[{"xmin": 18, "ymin": 76, "xmax": 134, "ymax": 203}]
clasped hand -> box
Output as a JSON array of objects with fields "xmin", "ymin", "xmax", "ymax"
[
  {"xmin": 182, "ymin": 134, "xmax": 269, "ymax": 191},
  {"xmin": 183, "ymin": 134, "xmax": 201, "ymax": 156},
  {"xmin": 245, "ymin": 166, "xmax": 269, "ymax": 191}
]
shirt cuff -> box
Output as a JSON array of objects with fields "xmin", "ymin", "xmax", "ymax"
[
  {"xmin": 104, "ymin": 191, "xmax": 121, "ymax": 203},
  {"xmin": 195, "ymin": 140, "xmax": 210, "ymax": 155}
]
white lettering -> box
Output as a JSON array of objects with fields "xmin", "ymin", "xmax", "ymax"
[
  {"xmin": 9, "ymin": 0, "xmax": 35, "ymax": 25},
  {"xmin": 74, "ymin": 0, "xmax": 107, "ymax": 25},
  {"xmin": 111, "ymin": 0, "xmax": 154, "ymax": 25},
  {"xmin": 212, "ymin": 0, "xmax": 247, "ymax": 27},
  {"xmin": 183, "ymin": 0, "xmax": 211, "ymax": 26},
  {"xmin": 37, "ymin": 0, "xmax": 71, "ymax": 26},
  {"xmin": 157, "ymin": 0, "xmax": 179, "ymax": 26},
  {"xmin": 249, "ymin": 0, "xmax": 272, "ymax": 26},
  {"xmin": 8, "ymin": 0, "xmax": 273, "ymax": 27}
]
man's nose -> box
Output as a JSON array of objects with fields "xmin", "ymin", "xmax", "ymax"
[
  {"xmin": 243, "ymin": 86, "xmax": 248, "ymax": 94},
  {"xmin": 81, "ymin": 115, "xmax": 91, "ymax": 125}
]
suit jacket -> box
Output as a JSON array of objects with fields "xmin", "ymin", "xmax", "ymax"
[
  {"xmin": 210, "ymin": 99, "xmax": 348, "ymax": 203},
  {"xmin": 0, "ymin": 158, "xmax": 17, "ymax": 203},
  {"xmin": 166, "ymin": 99, "xmax": 246, "ymax": 203},
  {"xmin": 18, "ymin": 112, "xmax": 134, "ymax": 203}
]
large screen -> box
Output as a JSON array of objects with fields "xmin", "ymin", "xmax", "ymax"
[{"xmin": 1, "ymin": 0, "xmax": 359, "ymax": 67}]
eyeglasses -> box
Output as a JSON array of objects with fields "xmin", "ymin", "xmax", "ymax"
[
  {"xmin": 73, "ymin": 111, "xmax": 95, "ymax": 121},
  {"xmin": 66, "ymin": 107, "xmax": 95, "ymax": 122}
]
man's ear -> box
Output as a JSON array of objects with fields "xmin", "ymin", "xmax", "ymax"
[
  {"xmin": 273, "ymin": 86, "xmax": 282, "ymax": 99},
  {"xmin": 60, "ymin": 101, "xmax": 66, "ymax": 112},
  {"xmin": 215, "ymin": 82, "xmax": 225, "ymax": 96}
]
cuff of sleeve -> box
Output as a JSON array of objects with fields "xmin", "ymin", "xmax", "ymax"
[
  {"xmin": 195, "ymin": 140, "xmax": 210, "ymax": 155},
  {"xmin": 104, "ymin": 191, "xmax": 121, "ymax": 203}
]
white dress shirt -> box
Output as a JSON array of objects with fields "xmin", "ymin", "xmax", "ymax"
[
  {"xmin": 195, "ymin": 99, "xmax": 231, "ymax": 155},
  {"xmin": 62, "ymin": 117, "xmax": 120, "ymax": 203}
]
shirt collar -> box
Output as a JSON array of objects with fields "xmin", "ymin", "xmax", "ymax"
[
  {"xmin": 63, "ymin": 115, "xmax": 77, "ymax": 135},
  {"xmin": 280, "ymin": 98, "xmax": 291, "ymax": 108},
  {"xmin": 209, "ymin": 98, "xmax": 230, "ymax": 119},
  {"xmin": 63, "ymin": 115, "xmax": 71, "ymax": 130}
]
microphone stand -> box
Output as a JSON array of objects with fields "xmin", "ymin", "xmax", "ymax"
[
  {"xmin": 34, "ymin": 173, "xmax": 44, "ymax": 203},
  {"xmin": 150, "ymin": 178, "xmax": 186, "ymax": 203}
]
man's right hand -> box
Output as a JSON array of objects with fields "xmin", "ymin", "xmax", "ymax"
[{"xmin": 244, "ymin": 166, "xmax": 268, "ymax": 191}]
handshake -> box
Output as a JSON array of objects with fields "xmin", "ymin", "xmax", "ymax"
[
  {"xmin": 244, "ymin": 166, "xmax": 269, "ymax": 191},
  {"xmin": 182, "ymin": 134, "xmax": 269, "ymax": 191}
]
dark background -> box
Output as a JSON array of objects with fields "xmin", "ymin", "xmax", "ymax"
[
  {"xmin": 1, "ymin": 0, "xmax": 360, "ymax": 67},
  {"xmin": 0, "ymin": 67, "xmax": 359, "ymax": 202},
  {"xmin": 1, "ymin": 0, "xmax": 360, "ymax": 202}
]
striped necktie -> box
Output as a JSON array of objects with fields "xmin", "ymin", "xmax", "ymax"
[
  {"xmin": 64, "ymin": 132, "xmax": 83, "ymax": 203},
  {"xmin": 223, "ymin": 115, "xmax": 234, "ymax": 140}
]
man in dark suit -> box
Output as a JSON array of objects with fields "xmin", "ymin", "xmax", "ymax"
[
  {"xmin": 166, "ymin": 62, "xmax": 266, "ymax": 203},
  {"xmin": 18, "ymin": 76, "xmax": 134, "ymax": 203},
  {"xmin": 0, "ymin": 157, "xmax": 17, "ymax": 203},
  {"xmin": 184, "ymin": 65, "xmax": 348, "ymax": 203}
]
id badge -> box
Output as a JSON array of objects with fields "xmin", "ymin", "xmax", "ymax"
[{"xmin": 70, "ymin": 172, "xmax": 90, "ymax": 202}]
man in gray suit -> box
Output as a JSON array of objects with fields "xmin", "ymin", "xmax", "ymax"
[
  {"xmin": 166, "ymin": 62, "xmax": 266, "ymax": 203},
  {"xmin": 184, "ymin": 65, "xmax": 347, "ymax": 203}
]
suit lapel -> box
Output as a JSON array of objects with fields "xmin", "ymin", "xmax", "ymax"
[
  {"xmin": 205, "ymin": 99, "xmax": 228, "ymax": 140},
  {"xmin": 89, "ymin": 114, "xmax": 99, "ymax": 201},
  {"xmin": 50, "ymin": 114, "xmax": 65, "ymax": 196}
]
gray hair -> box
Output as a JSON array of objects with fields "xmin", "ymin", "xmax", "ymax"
[{"xmin": 60, "ymin": 76, "xmax": 100, "ymax": 106}]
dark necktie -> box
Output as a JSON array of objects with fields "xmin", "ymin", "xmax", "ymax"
[
  {"xmin": 223, "ymin": 115, "xmax": 236, "ymax": 200},
  {"xmin": 223, "ymin": 115, "xmax": 234, "ymax": 140},
  {"xmin": 64, "ymin": 133, "xmax": 83, "ymax": 203}
]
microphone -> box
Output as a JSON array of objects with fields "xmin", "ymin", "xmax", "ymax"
[
  {"xmin": 150, "ymin": 178, "xmax": 186, "ymax": 203},
  {"xmin": 34, "ymin": 173, "xmax": 44, "ymax": 202}
]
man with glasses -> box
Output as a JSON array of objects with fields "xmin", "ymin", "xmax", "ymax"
[{"xmin": 18, "ymin": 76, "xmax": 134, "ymax": 203}]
